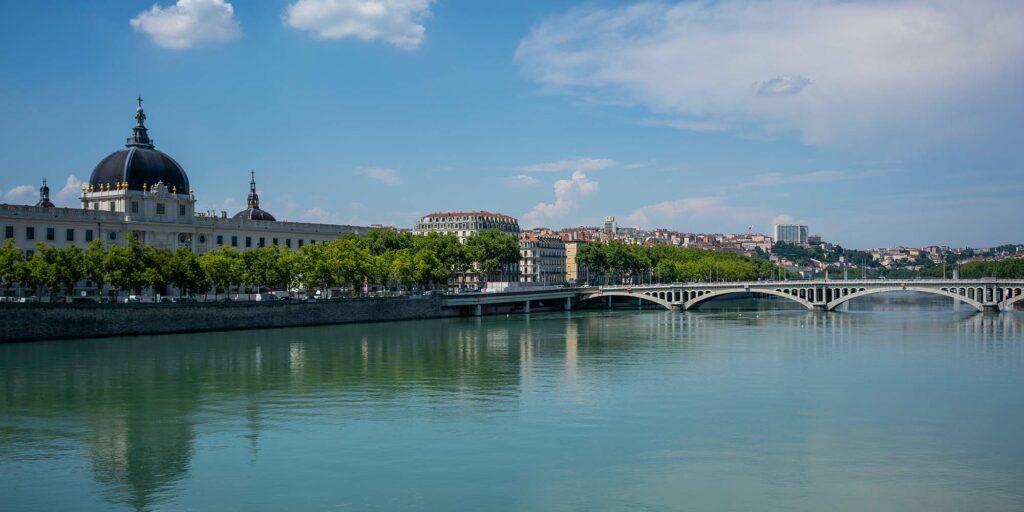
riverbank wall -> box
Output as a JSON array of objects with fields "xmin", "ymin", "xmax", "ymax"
[{"xmin": 0, "ymin": 296, "xmax": 460, "ymax": 342}]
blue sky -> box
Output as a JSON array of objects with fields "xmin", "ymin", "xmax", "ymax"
[{"xmin": 0, "ymin": 0, "xmax": 1021, "ymax": 248}]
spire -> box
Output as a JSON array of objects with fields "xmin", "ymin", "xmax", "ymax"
[
  {"xmin": 247, "ymin": 170, "xmax": 260, "ymax": 209},
  {"xmin": 126, "ymin": 96, "xmax": 154, "ymax": 148},
  {"xmin": 35, "ymin": 178, "xmax": 54, "ymax": 208}
]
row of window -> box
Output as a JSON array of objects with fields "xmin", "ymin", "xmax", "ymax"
[
  {"xmin": 4, "ymin": 224, "xmax": 329, "ymax": 249},
  {"xmin": 5, "ymin": 225, "xmax": 98, "ymax": 243},
  {"xmin": 214, "ymin": 235, "xmax": 319, "ymax": 249},
  {"xmin": 92, "ymin": 201, "xmax": 188, "ymax": 217}
]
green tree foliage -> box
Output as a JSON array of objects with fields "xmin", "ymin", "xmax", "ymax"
[
  {"xmin": 0, "ymin": 239, "xmax": 24, "ymax": 295},
  {"xmin": 577, "ymin": 242, "xmax": 789, "ymax": 284},
  {"xmin": 198, "ymin": 246, "xmax": 242, "ymax": 299},
  {"xmin": 0, "ymin": 227, "xmax": 582, "ymax": 300},
  {"xmin": 54, "ymin": 244, "xmax": 85, "ymax": 297},
  {"xmin": 923, "ymin": 258, "xmax": 1024, "ymax": 279},
  {"xmin": 17, "ymin": 247, "xmax": 49, "ymax": 297},
  {"xmin": 465, "ymin": 229, "xmax": 519, "ymax": 284},
  {"xmin": 167, "ymin": 247, "xmax": 207, "ymax": 297},
  {"xmin": 105, "ymin": 235, "xmax": 151, "ymax": 294},
  {"xmin": 773, "ymin": 241, "xmax": 875, "ymax": 268},
  {"xmin": 412, "ymin": 232, "xmax": 470, "ymax": 284},
  {"xmin": 83, "ymin": 240, "xmax": 108, "ymax": 294}
]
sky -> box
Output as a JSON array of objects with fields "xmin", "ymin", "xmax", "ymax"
[{"xmin": 0, "ymin": 0, "xmax": 1021, "ymax": 248}]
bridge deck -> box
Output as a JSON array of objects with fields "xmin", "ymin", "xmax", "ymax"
[{"xmin": 439, "ymin": 280, "xmax": 1024, "ymax": 313}]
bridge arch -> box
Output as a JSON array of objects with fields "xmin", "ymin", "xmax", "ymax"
[
  {"xmin": 998, "ymin": 288, "xmax": 1024, "ymax": 311},
  {"xmin": 827, "ymin": 286, "xmax": 984, "ymax": 312},
  {"xmin": 684, "ymin": 288, "xmax": 814, "ymax": 311},
  {"xmin": 578, "ymin": 290, "xmax": 674, "ymax": 310}
]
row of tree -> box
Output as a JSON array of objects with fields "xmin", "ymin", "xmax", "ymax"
[
  {"xmin": 923, "ymin": 258, "xmax": 1024, "ymax": 279},
  {"xmin": 0, "ymin": 229, "xmax": 521, "ymax": 299},
  {"xmin": 576, "ymin": 241, "xmax": 792, "ymax": 284}
]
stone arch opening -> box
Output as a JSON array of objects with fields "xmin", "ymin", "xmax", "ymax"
[{"xmin": 827, "ymin": 287, "xmax": 983, "ymax": 312}]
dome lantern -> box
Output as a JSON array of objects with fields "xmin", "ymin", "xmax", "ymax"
[{"xmin": 88, "ymin": 98, "xmax": 189, "ymax": 196}]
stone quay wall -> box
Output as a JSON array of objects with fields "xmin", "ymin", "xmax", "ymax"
[{"xmin": 0, "ymin": 297, "xmax": 458, "ymax": 342}]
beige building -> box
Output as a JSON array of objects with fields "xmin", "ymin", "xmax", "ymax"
[
  {"xmin": 563, "ymin": 239, "xmax": 587, "ymax": 285},
  {"xmin": 519, "ymin": 232, "xmax": 566, "ymax": 286}
]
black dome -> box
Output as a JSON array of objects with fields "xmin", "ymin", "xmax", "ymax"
[
  {"xmin": 232, "ymin": 207, "xmax": 276, "ymax": 222},
  {"xmin": 89, "ymin": 147, "xmax": 190, "ymax": 193},
  {"xmin": 232, "ymin": 172, "xmax": 276, "ymax": 221}
]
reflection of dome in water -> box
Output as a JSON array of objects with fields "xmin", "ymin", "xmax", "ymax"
[
  {"xmin": 88, "ymin": 98, "xmax": 189, "ymax": 194},
  {"xmin": 232, "ymin": 171, "xmax": 276, "ymax": 222}
]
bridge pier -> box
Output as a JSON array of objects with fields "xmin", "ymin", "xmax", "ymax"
[
  {"xmin": 983, "ymin": 304, "xmax": 1000, "ymax": 314},
  {"xmin": 565, "ymin": 297, "xmax": 572, "ymax": 311},
  {"xmin": 474, "ymin": 304, "xmax": 482, "ymax": 317},
  {"xmin": 524, "ymin": 300, "xmax": 530, "ymax": 313}
]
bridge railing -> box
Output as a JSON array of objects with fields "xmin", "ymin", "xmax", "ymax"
[{"xmin": 598, "ymin": 278, "xmax": 1024, "ymax": 290}]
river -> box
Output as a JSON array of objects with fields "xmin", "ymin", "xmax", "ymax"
[{"xmin": 2, "ymin": 294, "xmax": 1023, "ymax": 511}]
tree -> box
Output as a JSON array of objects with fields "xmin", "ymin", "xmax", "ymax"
[
  {"xmin": 54, "ymin": 245, "xmax": 85, "ymax": 298},
  {"xmin": 414, "ymin": 249, "xmax": 448, "ymax": 289},
  {"xmin": 413, "ymin": 232, "xmax": 470, "ymax": 287},
  {"xmin": 0, "ymin": 239, "xmax": 23, "ymax": 296},
  {"xmin": 83, "ymin": 240, "xmax": 108, "ymax": 297},
  {"xmin": 166, "ymin": 247, "xmax": 206, "ymax": 298},
  {"xmin": 576, "ymin": 242, "xmax": 607, "ymax": 284},
  {"xmin": 199, "ymin": 246, "xmax": 242, "ymax": 300},
  {"xmin": 17, "ymin": 247, "xmax": 49, "ymax": 298},
  {"xmin": 296, "ymin": 243, "xmax": 336, "ymax": 295},
  {"xmin": 328, "ymin": 236, "xmax": 372, "ymax": 295},
  {"xmin": 104, "ymin": 235, "xmax": 151, "ymax": 296},
  {"xmin": 35, "ymin": 244, "xmax": 63, "ymax": 299},
  {"xmin": 391, "ymin": 249, "xmax": 418, "ymax": 290},
  {"xmin": 465, "ymin": 229, "xmax": 519, "ymax": 286},
  {"xmin": 145, "ymin": 246, "xmax": 173, "ymax": 296},
  {"xmin": 365, "ymin": 229, "xmax": 412, "ymax": 256}
]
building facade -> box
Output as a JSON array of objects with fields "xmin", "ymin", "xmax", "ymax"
[
  {"xmin": 0, "ymin": 99, "xmax": 372, "ymax": 295},
  {"xmin": 774, "ymin": 224, "xmax": 809, "ymax": 245},
  {"xmin": 562, "ymin": 239, "xmax": 586, "ymax": 285},
  {"xmin": 413, "ymin": 210, "xmax": 521, "ymax": 288},
  {"xmin": 518, "ymin": 232, "xmax": 566, "ymax": 286},
  {"xmin": 413, "ymin": 211, "xmax": 520, "ymax": 242}
]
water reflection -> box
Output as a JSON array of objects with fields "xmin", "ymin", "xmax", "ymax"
[{"xmin": 1, "ymin": 304, "xmax": 1023, "ymax": 511}]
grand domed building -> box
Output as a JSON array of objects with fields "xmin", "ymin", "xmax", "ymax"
[{"xmin": 1, "ymin": 99, "xmax": 369, "ymax": 259}]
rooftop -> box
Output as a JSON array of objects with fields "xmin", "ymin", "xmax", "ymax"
[{"xmin": 422, "ymin": 211, "xmax": 517, "ymax": 220}]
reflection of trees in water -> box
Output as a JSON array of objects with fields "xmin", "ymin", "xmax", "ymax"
[
  {"xmin": 2, "ymin": 310, "xmax": 1023, "ymax": 510},
  {"xmin": 87, "ymin": 402, "xmax": 195, "ymax": 511}
]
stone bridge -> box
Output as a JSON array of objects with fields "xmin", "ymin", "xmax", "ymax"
[{"xmin": 579, "ymin": 279, "xmax": 1024, "ymax": 313}]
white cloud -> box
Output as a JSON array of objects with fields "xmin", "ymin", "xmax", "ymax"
[
  {"xmin": 757, "ymin": 75, "xmax": 812, "ymax": 96},
  {"xmin": 771, "ymin": 214, "xmax": 796, "ymax": 228},
  {"xmin": 355, "ymin": 166, "xmax": 403, "ymax": 185},
  {"xmin": 626, "ymin": 196, "xmax": 782, "ymax": 233},
  {"xmin": 520, "ymin": 157, "xmax": 615, "ymax": 173},
  {"xmin": 285, "ymin": 0, "xmax": 434, "ymax": 49},
  {"xmin": 521, "ymin": 171, "xmax": 598, "ymax": 228},
  {"xmin": 130, "ymin": 0, "xmax": 241, "ymax": 49},
  {"xmin": 197, "ymin": 197, "xmax": 238, "ymax": 216},
  {"xmin": 745, "ymin": 170, "xmax": 845, "ymax": 187},
  {"xmin": 642, "ymin": 117, "xmax": 732, "ymax": 133},
  {"xmin": 54, "ymin": 175, "xmax": 83, "ymax": 205},
  {"xmin": 516, "ymin": 1, "xmax": 1024, "ymax": 153},
  {"xmin": 504, "ymin": 174, "xmax": 540, "ymax": 188},
  {"xmin": 302, "ymin": 207, "xmax": 333, "ymax": 223},
  {"xmin": 3, "ymin": 185, "xmax": 35, "ymax": 202}
]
